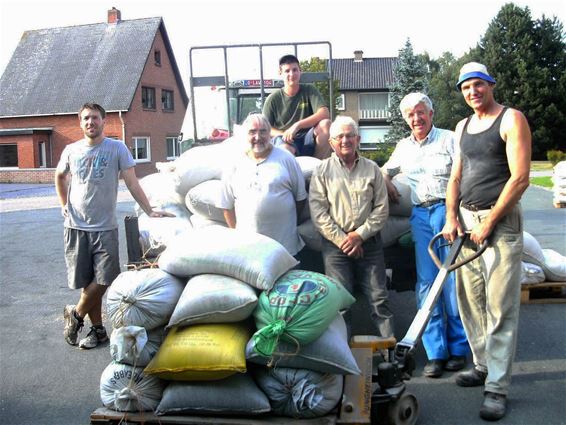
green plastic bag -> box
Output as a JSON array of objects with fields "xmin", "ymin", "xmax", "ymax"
[{"xmin": 252, "ymin": 270, "xmax": 355, "ymax": 356}]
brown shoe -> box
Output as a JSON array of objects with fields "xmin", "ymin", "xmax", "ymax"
[
  {"xmin": 456, "ymin": 367, "xmax": 487, "ymax": 387},
  {"xmin": 479, "ymin": 391, "xmax": 506, "ymax": 421}
]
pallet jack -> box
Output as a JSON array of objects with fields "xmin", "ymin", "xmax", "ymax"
[{"xmin": 345, "ymin": 232, "xmax": 487, "ymax": 425}]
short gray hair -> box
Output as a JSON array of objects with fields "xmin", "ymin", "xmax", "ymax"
[
  {"xmin": 399, "ymin": 92, "xmax": 433, "ymax": 119},
  {"xmin": 330, "ymin": 115, "xmax": 359, "ymax": 138},
  {"xmin": 242, "ymin": 113, "xmax": 270, "ymax": 131}
]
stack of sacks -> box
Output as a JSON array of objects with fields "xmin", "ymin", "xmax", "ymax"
[
  {"xmin": 136, "ymin": 172, "xmax": 192, "ymax": 257},
  {"xmin": 553, "ymin": 161, "xmax": 566, "ymax": 207},
  {"xmin": 100, "ymin": 268, "xmax": 186, "ymax": 412},
  {"xmin": 522, "ymin": 231, "xmax": 566, "ymax": 283},
  {"xmin": 298, "ymin": 172, "xmax": 413, "ymax": 252},
  {"xmin": 144, "ymin": 227, "xmax": 300, "ymax": 416},
  {"xmin": 246, "ymin": 269, "xmax": 358, "ymax": 418}
]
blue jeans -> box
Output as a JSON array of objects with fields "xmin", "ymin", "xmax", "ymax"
[
  {"xmin": 321, "ymin": 233, "xmax": 394, "ymax": 338},
  {"xmin": 410, "ymin": 203, "xmax": 469, "ymax": 360}
]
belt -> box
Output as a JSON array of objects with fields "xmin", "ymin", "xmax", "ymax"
[
  {"xmin": 461, "ymin": 202, "xmax": 493, "ymax": 212},
  {"xmin": 417, "ymin": 198, "xmax": 445, "ymax": 208}
]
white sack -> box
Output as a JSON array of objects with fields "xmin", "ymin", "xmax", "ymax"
[
  {"xmin": 521, "ymin": 262, "xmax": 546, "ymax": 285},
  {"xmin": 100, "ymin": 362, "xmax": 164, "ymax": 412},
  {"xmin": 540, "ymin": 249, "xmax": 566, "ymax": 281},
  {"xmin": 174, "ymin": 137, "xmax": 246, "ymax": 196},
  {"xmin": 110, "ymin": 326, "xmax": 164, "ymax": 367},
  {"xmin": 295, "ymin": 156, "xmax": 321, "ymax": 183},
  {"xmin": 158, "ymin": 227, "xmax": 298, "ymax": 290},
  {"xmin": 381, "ymin": 216, "xmax": 411, "ymax": 248},
  {"xmin": 298, "ymin": 220, "xmax": 323, "ymax": 252},
  {"xmin": 135, "ymin": 172, "xmax": 184, "ymax": 216},
  {"xmin": 389, "ymin": 174, "xmax": 413, "ymax": 217},
  {"xmin": 107, "ymin": 269, "xmax": 185, "ymax": 330},
  {"xmin": 168, "ymin": 274, "xmax": 258, "ymax": 328},
  {"xmin": 185, "ymin": 180, "xmax": 226, "ymax": 222},
  {"xmin": 522, "ymin": 231, "xmax": 545, "ymax": 264},
  {"xmin": 253, "ymin": 367, "xmax": 343, "ymax": 418},
  {"xmin": 189, "ymin": 214, "xmax": 228, "ymax": 229},
  {"xmin": 138, "ymin": 204, "xmax": 192, "ymax": 258}
]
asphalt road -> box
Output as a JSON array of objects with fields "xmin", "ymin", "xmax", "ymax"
[{"xmin": 0, "ymin": 184, "xmax": 564, "ymax": 425}]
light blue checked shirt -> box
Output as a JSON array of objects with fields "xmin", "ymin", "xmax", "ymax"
[{"xmin": 383, "ymin": 126, "xmax": 455, "ymax": 205}]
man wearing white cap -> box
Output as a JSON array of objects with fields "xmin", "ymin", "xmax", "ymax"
[{"xmin": 442, "ymin": 62, "xmax": 531, "ymax": 421}]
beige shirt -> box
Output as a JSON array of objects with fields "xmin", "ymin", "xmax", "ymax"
[{"xmin": 309, "ymin": 153, "xmax": 389, "ymax": 247}]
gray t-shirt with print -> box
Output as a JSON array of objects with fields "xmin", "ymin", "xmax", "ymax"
[{"xmin": 57, "ymin": 138, "xmax": 135, "ymax": 231}]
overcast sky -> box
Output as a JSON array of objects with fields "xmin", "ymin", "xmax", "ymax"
[{"xmin": 1, "ymin": 0, "xmax": 564, "ymax": 134}]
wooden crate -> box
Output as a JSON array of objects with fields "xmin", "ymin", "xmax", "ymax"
[{"xmin": 521, "ymin": 281, "xmax": 566, "ymax": 304}]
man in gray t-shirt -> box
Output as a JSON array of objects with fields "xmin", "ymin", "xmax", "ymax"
[{"xmin": 55, "ymin": 102, "xmax": 172, "ymax": 349}]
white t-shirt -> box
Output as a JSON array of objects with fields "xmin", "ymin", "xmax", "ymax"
[{"xmin": 217, "ymin": 147, "xmax": 307, "ymax": 255}]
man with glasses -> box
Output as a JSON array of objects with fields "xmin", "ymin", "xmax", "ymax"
[
  {"xmin": 263, "ymin": 54, "xmax": 331, "ymax": 159},
  {"xmin": 309, "ymin": 115, "xmax": 393, "ymax": 338},
  {"xmin": 218, "ymin": 113, "xmax": 307, "ymax": 257},
  {"xmin": 382, "ymin": 92, "xmax": 469, "ymax": 379}
]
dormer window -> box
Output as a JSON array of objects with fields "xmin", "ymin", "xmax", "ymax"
[{"xmin": 154, "ymin": 50, "xmax": 161, "ymax": 66}]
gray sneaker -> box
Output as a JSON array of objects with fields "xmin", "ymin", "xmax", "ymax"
[
  {"xmin": 78, "ymin": 326, "xmax": 108, "ymax": 349},
  {"xmin": 63, "ymin": 305, "xmax": 83, "ymax": 346}
]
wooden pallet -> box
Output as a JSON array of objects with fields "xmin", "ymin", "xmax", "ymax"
[{"xmin": 521, "ymin": 281, "xmax": 566, "ymax": 304}]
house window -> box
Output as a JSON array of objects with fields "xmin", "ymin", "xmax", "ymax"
[
  {"xmin": 132, "ymin": 137, "xmax": 150, "ymax": 162},
  {"xmin": 359, "ymin": 93, "xmax": 390, "ymax": 120},
  {"xmin": 142, "ymin": 87, "xmax": 156, "ymax": 109},
  {"xmin": 166, "ymin": 136, "xmax": 180, "ymax": 159},
  {"xmin": 0, "ymin": 144, "xmax": 18, "ymax": 167},
  {"xmin": 162, "ymin": 90, "xmax": 174, "ymax": 111},
  {"xmin": 336, "ymin": 93, "xmax": 345, "ymax": 111},
  {"xmin": 359, "ymin": 126, "xmax": 391, "ymax": 149},
  {"xmin": 154, "ymin": 50, "xmax": 161, "ymax": 66}
]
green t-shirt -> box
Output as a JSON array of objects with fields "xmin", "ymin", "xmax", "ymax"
[{"xmin": 262, "ymin": 84, "xmax": 327, "ymax": 131}]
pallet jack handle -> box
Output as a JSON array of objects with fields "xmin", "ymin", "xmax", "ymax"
[{"xmin": 428, "ymin": 232, "xmax": 488, "ymax": 272}]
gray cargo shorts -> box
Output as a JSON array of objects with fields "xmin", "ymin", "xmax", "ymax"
[{"xmin": 64, "ymin": 228, "xmax": 121, "ymax": 289}]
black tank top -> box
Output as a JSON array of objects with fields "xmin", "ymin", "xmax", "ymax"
[{"xmin": 460, "ymin": 108, "xmax": 510, "ymax": 208}]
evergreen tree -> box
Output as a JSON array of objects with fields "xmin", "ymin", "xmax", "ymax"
[
  {"xmin": 478, "ymin": 4, "xmax": 566, "ymax": 158},
  {"xmin": 385, "ymin": 39, "xmax": 430, "ymax": 143}
]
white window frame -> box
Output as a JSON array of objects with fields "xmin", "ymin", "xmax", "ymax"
[
  {"xmin": 358, "ymin": 92, "xmax": 391, "ymax": 120},
  {"xmin": 132, "ymin": 137, "xmax": 151, "ymax": 163},
  {"xmin": 166, "ymin": 136, "xmax": 180, "ymax": 159},
  {"xmin": 358, "ymin": 126, "xmax": 391, "ymax": 149},
  {"xmin": 162, "ymin": 89, "xmax": 174, "ymax": 111},
  {"xmin": 336, "ymin": 93, "xmax": 345, "ymax": 111}
]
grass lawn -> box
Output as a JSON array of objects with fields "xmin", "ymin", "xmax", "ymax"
[
  {"xmin": 531, "ymin": 161, "xmax": 553, "ymax": 171},
  {"xmin": 530, "ymin": 176, "xmax": 553, "ymax": 188}
]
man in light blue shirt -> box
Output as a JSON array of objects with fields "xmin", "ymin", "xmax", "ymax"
[{"xmin": 382, "ymin": 92, "xmax": 469, "ymax": 378}]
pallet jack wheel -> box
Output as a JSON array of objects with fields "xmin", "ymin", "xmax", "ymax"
[{"xmin": 386, "ymin": 392, "xmax": 419, "ymax": 425}]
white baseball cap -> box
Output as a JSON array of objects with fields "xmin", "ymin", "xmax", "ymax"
[{"xmin": 456, "ymin": 62, "xmax": 496, "ymax": 89}]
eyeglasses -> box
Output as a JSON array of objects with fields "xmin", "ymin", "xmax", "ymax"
[{"xmin": 332, "ymin": 133, "xmax": 357, "ymax": 141}]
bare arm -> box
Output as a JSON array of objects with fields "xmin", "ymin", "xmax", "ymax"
[
  {"xmin": 282, "ymin": 107, "xmax": 330, "ymax": 142},
  {"xmin": 223, "ymin": 209, "xmax": 236, "ymax": 228},
  {"xmin": 55, "ymin": 169, "xmax": 69, "ymax": 217},
  {"xmin": 121, "ymin": 167, "xmax": 174, "ymax": 217},
  {"xmin": 469, "ymin": 109, "xmax": 531, "ymax": 244}
]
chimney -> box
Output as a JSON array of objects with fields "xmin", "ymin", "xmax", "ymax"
[
  {"xmin": 354, "ymin": 50, "xmax": 364, "ymax": 62},
  {"xmin": 108, "ymin": 7, "xmax": 121, "ymax": 24}
]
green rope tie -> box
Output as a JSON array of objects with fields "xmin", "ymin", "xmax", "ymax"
[{"xmin": 252, "ymin": 319, "xmax": 287, "ymax": 357}]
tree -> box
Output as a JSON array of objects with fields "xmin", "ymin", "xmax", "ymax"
[
  {"xmin": 477, "ymin": 3, "xmax": 566, "ymax": 158},
  {"xmin": 385, "ymin": 39, "xmax": 430, "ymax": 143},
  {"xmin": 300, "ymin": 56, "xmax": 341, "ymax": 119}
]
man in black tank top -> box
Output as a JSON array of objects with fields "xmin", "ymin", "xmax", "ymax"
[{"xmin": 442, "ymin": 62, "xmax": 532, "ymax": 421}]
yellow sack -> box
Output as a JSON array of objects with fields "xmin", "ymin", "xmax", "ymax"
[{"xmin": 144, "ymin": 323, "xmax": 250, "ymax": 381}]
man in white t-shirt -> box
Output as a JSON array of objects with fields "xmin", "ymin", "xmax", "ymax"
[{"xmin": 217, "ymin": 113, "xmax": 307, "ymax": 257}]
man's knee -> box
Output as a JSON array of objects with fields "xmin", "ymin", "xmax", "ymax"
[
  {"xmin": 82, "ymin": 281, "xmax": 109, "ymax": 298},
  {"xmin": 315, "ymin": 119, "xmax": 331, "ymax": 138}
]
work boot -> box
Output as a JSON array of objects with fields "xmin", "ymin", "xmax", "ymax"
[
  {"xmin": 423, "ymin": 360, "xmax": 445, "ymax": 378},
  {"xmin": 63, "ymin": 305, "xmax": 84, "ymax": 346},
  {"xmin": 479, "ymin": 391, "xmax": 507, "ymax": 421},
  {"xmin": 445, "ymin": 355, "xmax": 467, "ymax": 371},
  {"xmin": 78, "ymin": 326, "xmax": 108, "ymax": 349},
  {"xmin": 456, "ymin": 367, "xmax": 487, "ymax": 387}
]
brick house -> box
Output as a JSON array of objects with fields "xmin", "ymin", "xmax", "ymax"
[
  {"xmin": 0, "ymin": 8, "xmax": 188, "ymax": 183},
  {"xmin": 333, "ymin": 51, "xmax": 397, "ymax": 149}
]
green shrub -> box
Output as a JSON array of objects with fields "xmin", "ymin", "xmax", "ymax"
[
  {"xmin": 360, "ymin": 143, "xmax": 396, "ymax": 166},
  {"xmin": 547, "ymin": 150, "xmax": 566, "ymax": 165}
]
